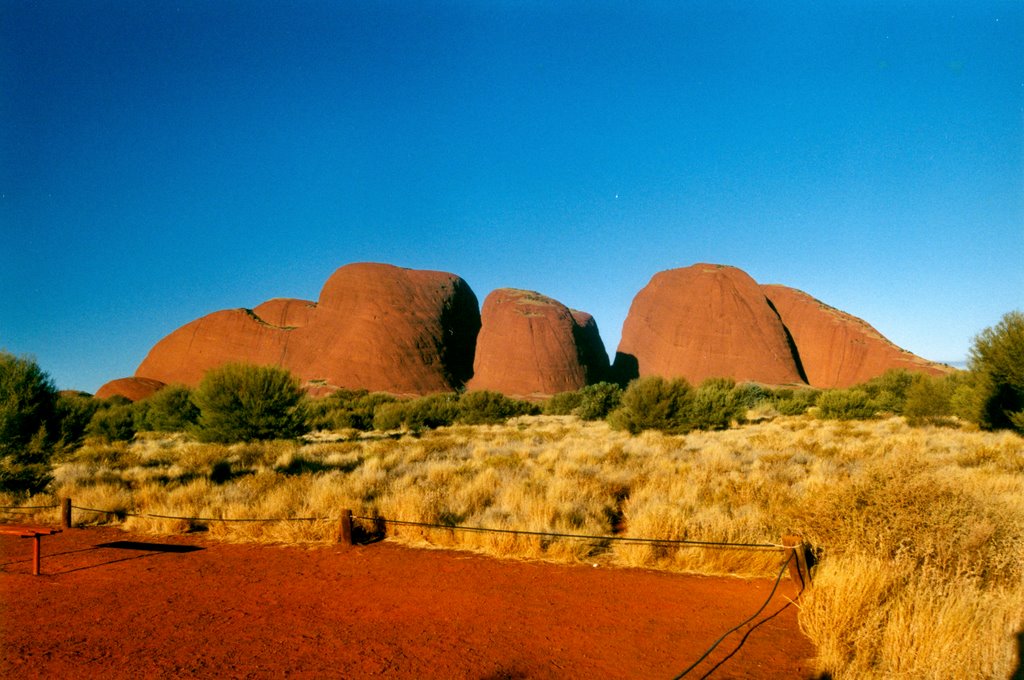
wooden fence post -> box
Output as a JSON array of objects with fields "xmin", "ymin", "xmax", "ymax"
[
  {"xmin": 61, "ymin": 497, "xmax": 72, "ymax": 530},
  {"xmin": 782, "ymin": 534, "xmax": 811, "ymax": 588},
  {"xmin": 338, "ymin": 509, "xmax": 353, "ymax": 546}
]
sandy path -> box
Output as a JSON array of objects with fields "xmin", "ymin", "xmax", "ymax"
[{"xmin": 1, "ymin": 527, "xmax": 817, "ymax": 679}]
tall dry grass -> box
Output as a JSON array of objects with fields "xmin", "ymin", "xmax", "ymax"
[{"xmin": 3, "ymin": 415, "xmax": 1022, "ymax": 678}]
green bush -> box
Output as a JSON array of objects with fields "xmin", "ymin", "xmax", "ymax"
[
  {"xmin": 372, "ymin": 393, "xmax": 461, "ymax": 431},
  {"xmin": 309, "ymin": 389, "xmax": 398, "ymax": 431},
  {"xmin": 457, "ymin": 391, "xmax": 537, "ymax": 425},
  {"xmin": 135, "ymin": 384, "xmax": 199, "ymax": 432},
  {"xmin": 862, "ymin": 369, "xmax": 918, "ymax": 414},
  {"xmin": 54, "ymin": 391, "xmax": 100, "ymax": 451},
  {"xmin": 543, "ymin": 390, "xmax": 583, "ymax": 416},
  {"xmin": 691, "ymin": 378, "xmax": 746, "ymax": 430},
  {"xmin": 903, "ymin": 375, "xmax": 955, "ymax": 426},
  {"xmin": 87, "ymin": 402, "xmax": 137, "ymax": 442},
  {"xmin": 968, "ymin": 310, "xmax": 1024, "ymax": 433},
  {"xmin": 0, "ymin": 352, "xmax": 58, "ymax": 493},
  {"xmin": 191, "ymin": 363, "xmax": 310, "ymax": 442},
  {"xmin": 608, "ymin": 376, "xmax": 695, "ymax": 434},
  {"xmin": 815, "ymin": 389, "xmax": 877, "ymax": 420},
  {"xmin": 574, "ymin": 382, "xmax": 623, "ymax": 420},
  {"xmin": 771, "ymin": 387, "xmax": 819, "ymax": 416}
]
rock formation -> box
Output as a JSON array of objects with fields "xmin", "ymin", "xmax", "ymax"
[
  {"xmin": 468, "ymin": 289, "xmax": 609, "ymax": 397},
  {"xmin": 761, "ymin": 284, "xmax": 951, "ymax": 388},
  {"xmin": 133, "ymin": 263, "xmax": 480, "ymax": 395},
  {"xmin": 103, "ymin": 260, "xmax": 948, "ymax": 400},
  {"xmin": 614, "ymin": 264, "xmax": 806, "ymax": 385},
  {"xmin": 94, "ymin": 376, "xmax": 166, "ymax": 401}
]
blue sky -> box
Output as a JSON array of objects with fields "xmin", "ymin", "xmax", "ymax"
[{"xmin": 2, "ymin": 1, "xmax": 1021, "ymax": 393}]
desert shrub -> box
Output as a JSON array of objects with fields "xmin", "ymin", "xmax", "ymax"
[
  {"xmin": 543, "ymin": 390, "xmax": 583, "ymax": 416},
  {"xmin": 574, "ymin": 382, "xmax": 623, "ymax": 420},
  {"xmin": 816, "ymin": 389, "xmax": 877, "ymax": 421},
  {"xmin": 135, "ymin": 384, "xmax": 199, "ymax": 432},
  {"xmin": 691, "ymin": 378, "xmax": 746, "ymax": 430},
  {"xmin": 457, "ymin": 391, "xmax": 537, "ymax": 425},
  {"xmin": 731, "ymin": 382, "xmax": 773, "ymax": 409},
  {"xmin": 54, "ymin": 391, "xmax": 101, "ymax": 451},
  {"xmin": 373, "ymin": 393, "xmax": 461, "ymax": 431},
  {"xmin": 0, "ymin": 352, "xmax": 59, "ymax": 493},
  {"xmin": 861, "ymin": 369, "xmax": 918, "ymax": 414},
  {"xmin": 191, "ymin": 363, "xmax": 310, "ymax": 442},
  {"xmin": 969, "ymin": 310, "xmax": 1024, "ymax": 433},
  {"xmin": 903, "ymin": 375, "xmax": 955, "ymax": 426},
  {"xmin": 608, "ymin": 376, "xmax": 695, "ymax": 434},
  {"xmin": 948, "ymin": 370, "xmax": 987, "ymax": 423},
  {"xmin": 88, "ymin": 403, "xmax": 138, "ymax": 442},
  {"xmin": 771, "ymin": 387, "xmax": 819, "ymax": 416},
  {"xmin": 311, "ymin": 390, "xmax": 398, "ymax": 431}
]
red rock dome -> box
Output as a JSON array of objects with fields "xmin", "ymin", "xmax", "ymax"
[
  {"xmin": 614, "ymin": 264, "xmax": 805, "ymax": 385},
  {"xmin": 762, "ymin": 284, "xmax": 952, "ymax": 388},
  {"xmin": 468, "ymin": 289, "xmax": 609, "ymax": 397},
  {"xmin": 95, "ymin": 376, "xmax": 167, "ymax": 402},
  {"xmin": 134, "ymin": 263, "xmax": 480, "ymax": 395}
]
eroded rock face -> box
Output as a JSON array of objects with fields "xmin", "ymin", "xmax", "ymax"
[
  {"xmin": 135, "ymin": 263, "xmax": 481, "ymax": 395},
  {"xmin": 94, "ymin": 376, "xmax": 166, "ymax": 401},
  {"xmin": 762, "ymin": 284, "xmax": 952, "ymax": 388},
  {"xmin": 468, "ymin": 289, "xmax": 609, "ymax": 397},
  {"xmin": 614, "ymin": 264, "xmax": 805, "ymax": 385}
]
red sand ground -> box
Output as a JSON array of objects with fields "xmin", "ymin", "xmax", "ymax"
[{"xmin": 1, "ymin": 527, "xmax": 818, "ymax": 679}]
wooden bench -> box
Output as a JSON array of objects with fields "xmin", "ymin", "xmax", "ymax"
[{"xmin": 0, "ymin": 525, "xmax": 62, "ymax": 576}]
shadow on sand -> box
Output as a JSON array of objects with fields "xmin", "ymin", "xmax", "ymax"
[{"xmin": 50, "ymin": 540, "xmax": 204, "ymax": 575}]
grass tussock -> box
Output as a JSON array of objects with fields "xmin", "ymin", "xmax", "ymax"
[{"xmin": 3, "ymin": 414, "xmax": 1022, "ymax": 678}]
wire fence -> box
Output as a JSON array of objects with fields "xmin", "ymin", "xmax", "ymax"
[{"xmin": 0, "ymin": 502, "xmax": 793, "ymax": 550}]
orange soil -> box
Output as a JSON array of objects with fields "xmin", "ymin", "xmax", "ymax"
[{"xmin": 1, "ymin": 527, "xmax": 818, "ymax": 679}]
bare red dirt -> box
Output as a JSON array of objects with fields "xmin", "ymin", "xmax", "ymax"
[{"xmin": 1, "ymin": 526, "xmax": 817, "ymax": 679}]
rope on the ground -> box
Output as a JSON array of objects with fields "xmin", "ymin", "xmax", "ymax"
[
  {"xmin": 358, "ymin": 515, "xmax": 783, "ymax": 550},
  {"xmin": 671, "ymin": 551, "xmax": 799, "ymax": 679},
  {"xmin": 70, "ymin": 505, "xmax": 330, "ymax": 523}
]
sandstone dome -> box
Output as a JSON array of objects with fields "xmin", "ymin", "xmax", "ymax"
[
  {"xmin": 761, "ymin": 284, "xmax": 952, "ymax": 388},
  {"xmin": 134, "ymin": 263, "xmax": 480, "ymax": 395},
  {"xmin": 614, "ymin": 264, "xmax": 805, "ymax": 385},
  {"xmin": 468, "ymin": 288, "xmax": 609, "ymax": 397}
]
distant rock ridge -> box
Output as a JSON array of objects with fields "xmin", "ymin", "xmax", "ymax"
[
  {"xmin": 760, "ymin": 283, "xmax": 951, "ymax": 388},
  {"xmin": 94, "ymin": 261, "xmax": 949, "ymax": 401}
]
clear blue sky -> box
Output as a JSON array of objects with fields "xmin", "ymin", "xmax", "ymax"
[{"xmin": 2, "ymin": 1, "xmax": 1021, "ymax": 393}]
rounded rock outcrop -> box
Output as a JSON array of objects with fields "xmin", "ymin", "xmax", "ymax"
[
  {"xmin": 134, "ymin": 263, "xmax": 481, "ymax": 395},
  {"xmin": 95, "ymin": 376, "xmax": 167, "ymax": 401},
  {"xmin": 761, "ymin": 284, "xmax": 952, "ymax": 388},
  {"xmin": 614, "ymin": 264, "xmax": 805, "ymax": 385},
  {"xmin": 468, "ymin": 289, "xmax": 609, "ymax": 397}
]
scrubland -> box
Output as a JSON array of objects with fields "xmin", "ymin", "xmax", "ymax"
[{"xmin": 4, "ymin": 414, "xmax": 1023, "ymax": 679}]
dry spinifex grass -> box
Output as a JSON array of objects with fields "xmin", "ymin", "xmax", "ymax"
[{"xmin": 7, "ymin": 414, "xmax": 1022, "ymax": 679}]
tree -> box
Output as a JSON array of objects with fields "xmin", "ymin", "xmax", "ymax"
[
  {"xmin": 968, "ymin": 310, "xmax": 1024, "ymax": 433},
  {"xmin": 192, "ymin": 363, "xmax": 310, "ymax": 442},
  {"xmin": 0, "ymin": 352, "xmax": 58, "ymax": 493}
]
